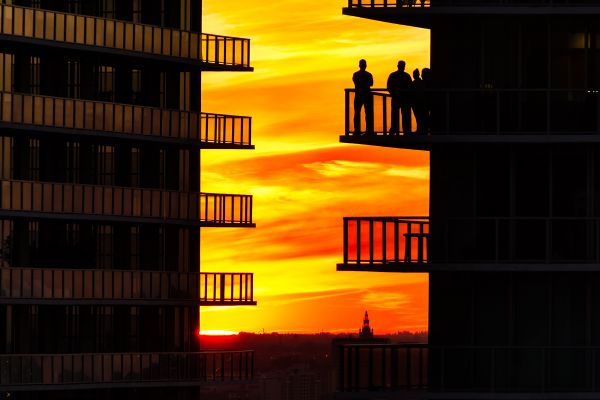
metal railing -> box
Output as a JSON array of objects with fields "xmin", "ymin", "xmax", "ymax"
[
  {"xmin": 345, "ymin": 88, "xmax": 600, "ymax": 136},
  {"xmin": 0, "ymin": 180, "xmax": 254, "ymax": 226},
  {"xmin": 0, "ymin": 268, "xmax": 255, "ymax": 305},
  {"xmin": 342, "ymin": 217, "xmax": 429, "ymax": 266},
  {"xmin": 339, "ymin": 344, "xmax": 600, "ymax": 393},
  {"xmin": 0, "ymin": 351, "xmax": 254, "ymax": 387},
  {"xmin": 201, "ymin": 272, "xmax": 254, "ymax": 305},
  {"xmin": 0, "ymin": 4, "xmax": 251, "ymax": 68},
  {"xmin": 341, "ymin": 216, "xmax": 600, "ymax": 268},
  {"xmin": 347, "ymin": 0, "xmax": 600, "ymax": 7},
  {"xmin": 0, "ymin": 92, "xmax": 252, "ymax": 147}
]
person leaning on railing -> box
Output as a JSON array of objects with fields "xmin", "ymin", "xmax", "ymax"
[{"xmin": 352, "ymin": 59, "xmax": 375, "ymax": 135}]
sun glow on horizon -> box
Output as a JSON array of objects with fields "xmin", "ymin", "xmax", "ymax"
[{"xmin": 199, "ymin": 330, "xmax": 240, "ymax": 336}]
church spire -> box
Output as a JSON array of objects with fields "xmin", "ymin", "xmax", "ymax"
[{"xmin": 359, "ymin": 310, "xmax": 374, "ymax": 339}]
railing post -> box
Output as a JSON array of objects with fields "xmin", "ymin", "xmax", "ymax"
[
  {"xmin": 345, "ymin": 89, "xmax": 350, "ymax": 135},
  {"xmin": 343, "ymin": 218, "xmax": 349, "ymax": 264}
]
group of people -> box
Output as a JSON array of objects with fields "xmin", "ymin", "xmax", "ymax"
[{"xmin": 352, "ymin": 59, "xmax": 431, "ymax": 136}]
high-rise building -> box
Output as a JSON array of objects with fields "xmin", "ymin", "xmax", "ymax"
[
  {"xmin": 337, "ymin": 0, "xmax": 600, "ymax": 398},
  {"xmin": 0, "ymin": 1, "xmax": 255, "ymax": 399}
]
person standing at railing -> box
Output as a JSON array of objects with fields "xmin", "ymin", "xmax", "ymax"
[
  {"xmin": 412, "ymin": 69, "xmax": 427, "ymax": 134},
  {"xmin": 387, "ymin": 60, "xmax": 413, "ymax": 135},
  {"xmin": 353, "ymin": 59, "xmax": 374, "ymax": 135}
]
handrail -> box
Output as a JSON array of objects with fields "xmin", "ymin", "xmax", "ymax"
[
  {"xmin": 0, "ymin": 180, "xmax": 254, "ymax": 226},
  {"xmin": 0, "ymin": 268, "xmax": 255, "ymax": 305},
  {"xmin": 0, "ymin": 4, "xmax": 251, "ymax": 68},
  {"xmin": 0, "ymin": 92, "xmax": 252, "ymax": 146},
  {"xmin": 0, "ymin": 351, "xmax": 254, "ymax": 386},
  {"xmin": 345, "ymin": 88, "xmax": 600, "ymax": 136}
]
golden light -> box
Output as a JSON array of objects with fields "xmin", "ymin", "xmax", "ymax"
[{"xmin": 199, "ymin": 329, "xmax": 240, "ymax": 336}]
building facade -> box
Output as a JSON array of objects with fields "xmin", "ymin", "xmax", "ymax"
[
  {"xmin": 0, "ymin": 1, "xmax": 255, "ymax": 399},
  {"xmin": 338, "ymin": 0, "xmax": 600, "ymax": 398}
]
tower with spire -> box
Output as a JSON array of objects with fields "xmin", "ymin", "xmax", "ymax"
[{"xmin": 359, "ymin": 310, "xmax": 374, "ymax": 339}]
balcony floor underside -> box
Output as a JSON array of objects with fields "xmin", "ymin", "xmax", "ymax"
[
  {"xmin": 340, "ymin": 134, "xmax": 600, "ymax": 151},
  {"xmin": 3, "ymin": 380, "xmax": 253, "ymax": 392},
  {"xmin": 342, "ymin": 7, "xmax": 600, "ymax": 28},
  {"xmin": 338, "ymin": 263, "xmax": 600, "ymax": 272},
  {"xmin": 0, "ymin": 35, "xmax": 253, "ymax": 72},
  {"xmin": 0, "ymin": 123, "xmax": 255, "ymax": 150}
]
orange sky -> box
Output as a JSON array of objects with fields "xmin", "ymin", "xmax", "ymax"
[{"xmin": 200, "ymin": 0, "xmax": 431, "ymax": 334}]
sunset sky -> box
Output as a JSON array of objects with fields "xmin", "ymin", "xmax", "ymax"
[{"xmin": 200, "ymin": 0, "xmax": 431, "ymax": 334}]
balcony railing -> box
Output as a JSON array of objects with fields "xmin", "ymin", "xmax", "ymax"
[
  {"xmin": 347, "ymin": 0, "xmax": 599, "ymax": 7},
  {"xmin": 340, "ymin": 216, "xmax": 600, "ymax": 269},
  {"xmin": 345, "ymin": 88, "xmax": 600, "ymax": 137},
  {"xmin": 0, "ymin": 4, "xmax": 251, "ymax": 69},
  {"xmin": 0, "ymin": 351, "xmax": 254, "ymax": 388},
  {"xmin": 341, "ymin": 217, "xmax": 429, "ymax": 269},
  {"xmin": 0, "ymin": 92, "xmax": 252, "ymax": 147},
  {"xmin": 0, "ymin": 268, "xmax": 255, "ymax": 305},
  {"xmin": 339, "ymin": 344, "xmax": 600, "ymax": 393},
  {"xmin": 201, "ymin": 272, "xmax": 255, "ymax": 305},
  {"xmin": 0, "ymin": 180, "xmax": 254, "ymax": 226}
]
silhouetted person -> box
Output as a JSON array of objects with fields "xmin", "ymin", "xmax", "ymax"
[
  {"xmin": 412, "ymin": 69, "xmax": 427, "ymax": 134},
  {"xmin": 353, "ymin": 59, "xmax": 374, "ymax": 135},
  {"xmin": 421, "ymin": 67, "xmax": 432, "ymax": 133},
  {"xmin": 387, "ymin": 60, "xmax": 413, "ymax": 135}
]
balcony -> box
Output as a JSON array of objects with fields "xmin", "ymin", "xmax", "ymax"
[
  {"xmin": 342, "ymin": 88, "xmax": 600, "ymax": 150},
  {"xmin": 0, "ymin": 4, "xmax": 251, "ymax": 71},
  {"xmin": 343, "ymin": 1, "xmax": 600, "ymax": 27},
  {"xmin": 338, "ymin": 217, "xmax": 429, "ymax": 272},
  {"xmin": 0, "ymin": 180, "xmax": 254, "ymax": 227},
  {"xmin": 201, "ymin": 272, "xmax": 255, "ymax": 306},
  {"xmin": 0, "ymin": 92, "xmax": 253, "ymax": 149},
  {"xmin": 0, "ymin": 351, "xmax": 254, "ymax": 390},
  {"xmin": 339, "ymin": 216, "xmax": 600, "ymax": 272},
  {"xmin": 0, "ymin": 268, "xmax": 255, "ymax": 306},
  {"xmin": 338, "ymin": 343, "xmax": 600, "ymax": 395}
]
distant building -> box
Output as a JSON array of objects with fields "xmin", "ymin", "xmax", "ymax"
[{"xmin": 358, "ymin": 310, "xmax": 373, "ymax": 339}]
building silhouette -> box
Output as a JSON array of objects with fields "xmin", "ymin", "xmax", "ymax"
[
  {"xmin": 338, "ymin": 0, "xmax": 600, "ymax": 398},
  {"xmin": 358, "ymin": 311, "xmax": 373, "ymax": 340},
  {"xmin": 0, "ymin": 1, "xmax": 255, "ymax": 399}
]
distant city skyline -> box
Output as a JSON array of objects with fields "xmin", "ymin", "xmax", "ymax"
[{"xmin": 200, "ymin": 0, "xmax": 430, "ymax": 334}]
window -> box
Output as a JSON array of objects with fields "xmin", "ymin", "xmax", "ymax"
[
  {"xmin": 28, "ymin": 138, "xmax": 39, "ymax": 181},
  {"xmin": 0, "ymin": 136, "xmax": 12, "ymax": 180},
  {"xmin": 66, "ymin": 141, "xmax": 80, "ymax": 183},
  {"xmin": 131, "ymin": 147, "xmax": 140, "ymax": 187},
  {"xmin": 132, "ymin": 0, "xmax": 142, "ymax": 23},
  {"xmin": 131, "ymin": 69, "xmax": 142, "ymax": 104},
  {"xmin": 96, "ymin": 225, "xmax": 113, "ymax": 269},
  {"xmin": 130, "ymin": 226, "xmax": 139, "ymax": 269},
  {"xmin": 100, "ymin": 0, "xmax": 115, "ymax": 19},
  {"xmin": 95, "ymin": 144, "xmax": 114, "ymax": 185},
  {"xmin": 67, "ymin": 61, "xmax": 80, "ymax": 99},
  {"xmin": 97, "ymin": 65, "xmax": 115, "ymax": 102},
  {"xmin": 28, "ymin": 56, "xmax": 40, "ymax": 95}
]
